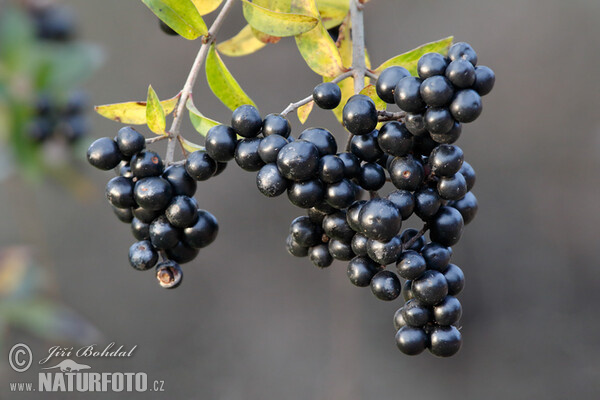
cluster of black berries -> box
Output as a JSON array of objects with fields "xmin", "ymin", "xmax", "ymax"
[
  {"xmin": 28, "ymin": 91, "xmax": 88, "ymax": 144},
  {"xmin": 198, "ymin": 41, "xmax": 491, "ymax": 357},
  {"xmin": 86, "ymin": 127, "xmax": 219, "ymax": 289},
  {"xmin": 27, "ymin": 2, "xmax": 77, "ymax": 42}
]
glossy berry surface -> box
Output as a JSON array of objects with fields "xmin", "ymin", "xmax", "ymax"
[
  {"xmin": 205, "ymin": 125, "xmax": 238, "ymax": 162},
  {"xmin": 404, "ymin": 113, "xmax": 427, "ymax": 136},
  {"xmin": 389, "ymin": 155, "xmax": 424, "ymax": 191},
  {"xmin": 325, "ymin": 179, "xmax": 356, "ymax": 209},
  {"xmin": 421, "ymin": 242, "xmax": 452, "ymax": 271},
  {"xmin": 131, "ymin": 218, "xmax": 150, "ymax": 241},
  {"xmin": 328, "ymin": 239, "xmax": 355, "ymax": 261},
  {"xmin": 149, "ymin": 216, "xmax": 179, "ymax": 250},
  {"xmin": 445, "ymin": 59, "xmax": 476, "ymax": 88},
  {"xmin": 116, "ymin": 127, "xmax": 145, "ymax": 157},
  {"xmin": 370, "ymin": 270, "xmax": 401, "ymax": 301},
  {"xmin": 312, "ymin": 82, "xmax": 342, "ymax": 109},
  {"xmin": 412, "ymin": 270, "xmax": 449, "ymax": 306},
  {"xmin": 162, "ymin": 165, "xmax": 197, "ymax": 197},
  {"xmin": 299, "ymin": 128, "xmax": 337, "ymax": 156},
  {"xmin": 323, "ymin": 211, "xmax": 354, "ymax": 242},
  {"xmin": 287, "ymin": 180, "xmax": 324, "ymax": 208},
  {"xmin": 351, "ymin": 233, "xmax": 369, "ymax": 257},
  {"xmin": 376, "ymin": 66, "xmax": 410, "ymax": 104},
  {"xmin": 430, "ymin": 206, "xmax": 464, "ymax": 246},
  {"xmin": 290, "ymin": 216, "xmax": 323, "ymax": 247},
  {"xmin": 394, "ymin": 77, "xmax": 425, "ymax": 113},
  {"xmin": 357, "ymin": 163, "xmax": 385, "ymax": 191},
  {"xmin": 346, "ymin": 200, "xmax": 366, "ymax": 232},
  {"xmin": 377, "ymin": 122, "xmax": 413, "ymax": 157},
  {"xmin": 424, "ymin": 107, "xmax": 455, "ymax": 135},
  {"xmin": 257, "ymin": 164, "xmax": 288, "ymax": 197},
  {"xmin": 459, "ymin": 161, "xmax": 476, "ymax": 191},
  {"xmin": 444, "ymin": 264, "xmax": 465, "ymax": 295},
  {"xmin": 105, "ymin": 176, "xmax": 135, "ymax": 208},
  {"xmin": 309, "ymin": 244, "xmax": 333, "ymax": 268},
  {"xmin": 87, "ymin": 137, "xmax": 122, "ymax": 170},
  {"xmin": 402, "ymin": 299, "xmax": 433, "ymax": 327},
  {"xmin": 417, "ymin": 52, "xmax": 448, "ymax": 79},
  {"xmin": 129, "ymin": 240, "xmax": 158, "ymax": 271},
  {"xmin": 396, "ymin": 250, "xmax": 427, "ymax": 280},
  {"xmin": 183, "ymin": 210, "xmax": 218, "ymax": 249},
  {"xmin": 367, "ymin": 236, "xmax": 402, "ymax": 265},
  {"xmin": 166, "ymin": 242, "xmax": 199, "ymax": 264},
  {"xmin": 134, "ymin": 177, "xmax": 173, "ymax": 211},
  {"xmin": 235, "ymin": 138, "xmax": 265, "ymax": 172},
  {"xmin": 400, "ymin": 228, "xmax": 426, "ymax": 252},
  {"xmin": 358, "ymin": 198, "xmax": 402, "ymax": 241},
  {"xmin": 429, "ymin": 144, "xmax": 464, "ymax": 177},
  {"xmin": 429, "ymin": 326, "xmax": 462, "ymax": 357},
  {"xmin": 473, "ymin": 66, "xmax": 496, "ymax": 96},
  {"xmin": 262, "ymin": 113, "xmax": 291, "ymax": 137},
  {"xmin": 395, "ymin": 326, "xmax": 428, "ymax": 356},
  {"xmin": 318, "ymin": 155, "xmax": 345, "ymax": 183},
  {"xmin": 449, "ymin": 89, "xmax": 482, "ymax": 123},
  {"xmin": 420, "ymin": 76, "xmax": 454, "ymax": 107},
  {"xmin": 342, "ymin": 97, "xmax": 378, "ymax": 135},
  {"xmin": 258, "ymin": 134, "xmax": 289, "ymax": 164},
  {"xmin": 448, "ymin": 42, "xmax": 477, "ymax": 66},
  {"xmin": 165, "ymin": 196, "xmax": 199, "ymax": 228},
  {"xmin": 231, "ymin": 105, "xmax": 262, "ymax": 138},
  {"xmin": 351, "ymin": 130, "xmax": 383, "ymax": 162},
  {"xmin": 131, "ymin": 151, "xmax": 164, "ymax": 178},
  {"xmin": 433, "ymin": 296, "xmax": 462, "ymax": 325},
  {"xmin": 286, "ymin": 235, "xmax": 309, "ymax": 257},
  {"xmin": 449, "ymin": 191, "xmax": 478, "ymax": 224},
  {"xmin": 277, "ymin": 141, "xmax": 320, "ymax": 181},
  {"xmin": 386, "ymin": 190, "xmax": 414, "ymax": 220},
  {"xmin": 437, "ymin": 173, "xmax": 468, "ymax": 201},
  {"xmin": 338, "ymin": 152, "xmax": 360, "ymax": 178},
  {"xmin": 414, "ymin": 188, "xmax": 442, "ymax": 220}
]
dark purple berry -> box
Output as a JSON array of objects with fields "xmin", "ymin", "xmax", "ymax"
[
  {"xmin": 130, "ymin": 150, "xmax": 164, "ymax": 178},
  {"xmin": 231, "ymin": 105, "xmax": 262, "ymax": 138},
  {"xmin": 262, "ymin": 113, "xmax": 291, "ymax": 137},
  {"xmin": 449, "ymin": 191, "xmax": 478, "ymax": 224},
  {"xmin": 429, "ymin": 326, "xmax": 462, "ymax": 357},
  {"xmin": 358, "ymin": 198, "xmax": 402, "ymax": 241},
  {"xmin": 162, "ymin": 165, "xmax": 197, "ymax": 197},
  {"xmin": 412, "ymin": 270, "xmax": 448, "ymax": 305},
  {"xmin": 394, "ymin": 77, "xmax": 425, "ymax": 113},
  {"xmin": 395, "ymin": 326, "xmax": 428, "ymax": 355},
  {"xmin": 347, "ymin": 256, "xmax": 381, "ymax": 287},
  {"xmin": 256, "ymin": 163, "xmax": 288, "ymax": 197},
  {"xmin": 449, "ymin": 89, "xmax": 482, "ymax": 123},
  {"xmin": 129, "ymin": 240, "xmax": 158, "ymax": 271},
  {"xmin": 309, "ymin": 244, "xmax": 333, "ymax": 268},
  {"xmin": 448, "ymin": 42, "xmax": 477, "ymax": 66},
  {"xmin": 277, "ymin": 141, "xmax": 320, "ymax": 181},
  {"xmin": 445, "ymin": 59, "xmax": 476, "ymax": 88},
  {"xmin": 183, "ymin": 210, "xmax": 218, "ymax": 249},
  {"xmin": 367, "ymin": 236, "xmax": 402, "ymax": 265},
  {"xmin": 473, "ymin": 66, "xmax": 495, "ymax": 96},
  {"xmin": 417, "ymin": 53, "xmax": 448, "ymax": 79},
  {"xmin": 377, "ymin": 121, "xmax": 413, "ymax": 157},
  {"xmin": 165, "ymin": 242, "xmax": 199, "ymax": 264},
  {"xmin": 396, "ymin": 250, "xmax": 427, "ymax": 280},
  {"xmin": 258, "ymin": 134, "xmax": 288, "ymax": 164},
  {"xmin": 205, "ymin": 125, "xmax": 238, "ymax": 162},
  {"xmin": 134, "ymin": 177, "xmax": 173, "ymax": 211},
  {"xmin": 388, "ymin": 155, "xmax": 424, "ymax": 191},
  {"xmin": 116, "ymin": 127, "xmax": 145, "ymax": 157},
  {"xmin": 386, "ymin": 190, "xmax": 414, "ymax": 220},
  {"xmin": 343, "ymin": 97, "xmax": 378, "ymax": 135},
  {"xmin": 370, "ymin": 270, "xmax": 401, "ymax": 301},
  {"xmin": 376, "ymin": 66, "xmax": 410, "ymax": 104},
  {"xmin": 149, "ymin": 215, "xmax": 179, "ymax": 250},
  {"xmin": 287, "ymin": 180, "xmax": 324, "ymax": 208},
  {"xmin": 87, "ymin": 137, "xmax": 122, "ymax": 170},
  {"xmin": 299, "ymin": 127, "xmax": 337, "ymax": 156},
  {"xmin": 165, "ymin": 196, "xmax": 199, "ymax": 228},
  {"xmin": 313, "ymin": 82, "xmax": 342, "ymax": 109},
  {"xmin": 105, "ymin": 176, "xmax": 135, "ymax": 208},
  {"xmin": 131, "ymin": 217, "xmax": 150, "ymax": 241}
]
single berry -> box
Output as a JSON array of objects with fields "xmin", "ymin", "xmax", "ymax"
[
  {"xmin": 395, "ymin": 326, "xmax": 428, "ymax": 356},
  {"xmin": 155, "ymin": 260, "xmax": 183, "ymax": 289},
  {"xmin": 402, "ymin": 299, "xmax": 433, "ymax": 327},
  {"xmin": 131, "ymin": 217, "xmax": 150, "ymax": 241},
  {"xmin": 370, "ymin": 270, "xmax": 401, "ymax": 301},
  {"xmin": 129, "ymin": 240, "xmax": 158, "ymax": 271},
  {"xmin": 403, "ymin": 280, "xmax": 414, "ymax": 301},
  {"xmin": 400, "ymin": 228, "xmax": 426, "ymax": 251},
  {"xmin": 444, "ymin": 264, "xmax": 465, "ymax": 295},
  {"xmin": 309, "ymin": 244, "xmax": 333, "ymax": 268},
  {"xmin": 424, "ymin": 107, "xmax": 455, "ymax": 135},
  {"xmin": 351, "ymin": 233, "xmax": 369, "ymax": 256},
  {"xmin": 430, "ymin": 144, "xmax": 464, "ymax": 177},
  {"xmin": 231, "ymin": 105, "xmax": 262, "ymax": 138},
  {"xmin": 430, "ymin": 121, "xmax": 462, "ymax": 144},
  {"xmin": 286, "ymin": 235, "xmax": 309, "ymax": 257},
  {"xmin": 449, "ymin": 191, "xmax": 478, "ymax": 225},
  {"xmin": 448, "ymin": 42, "xmax": 477, "ymax": 66},
  {"xmin": 430, "ymin": 206, "xmax": 464, "ymax": 246},
  {"xmin": 205, "ymin": 125, "xmax": 238, "ymax": 162},
  {"xmin": 351, "ymin": 130, "xmax": 383, "ymax": 162},
  {"xmin": 149, "ymin": 216, "xmax": 179, "ymax": 250},
  {"xmin": 412, "ymin": 270, "xmax": 449, "ymax": 306},
  {"xmin": 165, "ymin": 196, "xmax": 199, "ymax": 228},
  {"xmin": 131, "ymin": 150, "xmax": 164, "ymax": 178},
  {"xmin": 388, "ymin": 155, "xmax": 424, "ymax": 191},
  {"xmin": 235, "ymin": 138, "xmax": 265, "ymax": 172},
  {"xmin": 262, "ymin": 113, "xmax": 291, "ymax": 137},
  {"xmin": 258, "ymin": 134, "xmax": 288, "ymax": 164},
  {"xmin": 256, "ymin": 163, "xmax": 289, "ymax": 197},
  {"xmin": 376, "ymin": 66, "xmax": 411, "ymax": 104},
  {"xmin": 312, "ymin": 82, "xmax": 342, "ymax": 109},
  {"xmin": 342, "ymin": 97, "xmax": 378, "ymax": 135},
  {"xmin": 347, "ymin": 256, "xmax": 381, "ymax": 287},
  {"xmin": 318, "ymin": 155, "xmax": 345, "ymax": 183},
  {"xmin": 473, "ymin": 65, "xmax": 495, "ymax": 96},
  {"xmin": 277, "ymin": 141, "xmax": 320, "ymax": 181},
  {"xmin": 358, "ymin": 198, "xmax": 402, "ymax": 241},
  {"xmin": 299, "ymin": 127, "xmax": 337, "ymax": 156},
  {"xmin": 445, "ymin": 59, "xmax": 476, "ymax": 88},
  {"xmin": 325, "ymin": 179, "xmax": 356, "ymax": 209},
  {"xmin": 357, "ymin": 163, "xmax": 386, "ymax": 191},
  {"xmin": 393, "ymin": 307, "xmax": 407, "ymax": 331},
  {"xmin": 433, "ymin": 296, "xmax": 462, "ymax": 326},
  {"xmin": 134, "ymin": 177, "xmax": 173, "ymax": 211},
  {"xmin": 396, "ymin": 250, "xmax": 427, "ymax": 280},
  {"xmin": 113, "ymin": 206, "xmax": 133, "ymax": 223},
  {"xmin": 449, "ymin": 89, "xmax": 482, "ymax": 123},
  {"xmin": 414, "ymin": 188, "xmax": 442, "ymax": 221},
  {"xmin": 346, "ymin": 200, "xmax": 366, "ymax": 232},
  {"xmin": 459, "ymin": 161, "xmax": 476, "ymax": 191},
  {"xmin": 290, "ymin": 216, "xmax": 323, "ymax": 247},
  {"xmin": 429, "ymin": 326, "xmax": 462, "ymax": 357},
  {"xmin": 287, "ymin": 180, "xmax": 324, "ymax": 208},
  {"xmin": 404, "ymin": 113, "xmax": 427, "ymax": 137},
  {"xmin": 437, "ymin": 173, "xmax": 468, "ymax": 200},
  {"xmin": 386, "ymin": 190, "xmax": 415, "ymax": 220},
  {"xmin": 166, "ymin": 242, "xmax": 199, "ymax": 264},
  {"xmin": 162, "ymin": 165, "xmax": 197, "ymax": 197},
  {"xmin": 377, "ymin": 122, "xmax": 413, "ymax": 157},
  {"xmin": 132, "ymin": 206, "xmax": 161, "ymax": 224},
  {"xmin": 308, "ymin": 207, "xmax": 329, "ymax": 225},
  {"xmin": 323, "ymin": 211, "xmax": 355, "ymax": 242},
  {"xmin": 417, "ymin": 53, "xmax": 448, "ymax": 79},
  {"xmin": 328, "ymin": 239, "xmax": 355, "ymax": 261},
  {"xmin": 367, "ymin": 236, "xmax": 402, "ymax": 265},
  {"xmin": 116, "ymin": 127, "xmax": 145, "ymax": 157},
  {"xmin": 394, "ymin": 77, "xmax": 425, "ymax": 113},
  {"xmin": 105, "ymin": 176, "xmax": 135, "ymax": 208},
  {"xmin": 87, "ymin": 137, "xmax": 122, "ymax": 170},
  {"xmin": 421, "ymin": 242, "xmax": 452, "ymax": 271},
  {"xmin": 420, "ymin": 76, "xmax": 454, "ymax": 107},
  {"xmin": 338, "ymin": 152, "xmax": 361, "ymax": 178},
  {"xmin": 183, "ymin": 210, "xmax": 218, "ymax": 249}
]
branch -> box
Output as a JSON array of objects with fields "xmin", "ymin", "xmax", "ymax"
[
  {"xmin": 377, "ymin": 110, "xmax": 406, "ymax": 122},
  {"xmin": 165, "ymin": 0, "xmax": 237, "ymax": 163},
  {"xmin": 350, "ymin": 0, "xmax": 367, "ymax": 94},
  {"xmin": 146, "ymin": 135, "xmax": 168, "ymax": 144},
  {"xmin": 280, "ymin": 70, "xmax": 355, "ymax": 116}
]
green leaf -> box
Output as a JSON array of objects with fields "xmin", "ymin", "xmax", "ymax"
[
  {"xmin": 206, "ymin": 45, "xmax": 257, "ymax": 111},
  {"xmin": 146, "ymin": 86, "xmax": 166, "ymax": 135},
  {"xmin": 242, "ymin": 0, "xmax": 318, "ymax": 38},
  {"xmin": 297, "ymin": 100, "xmax": 314, "ymax": 124},
  {"xmin": 95, "ymin": 93, "xmax": 179, "ymax": 124},
  {"xmin": 316, "ymin": 0, "xmax": 349, "ymax": 29},
  {"xmin": 186, "ymin": 99, "xmax": 220, "ymax": 136},
  {"xmin": 141, "ymin": 0, "xmax": 208, "ymax": 40},
  {"xmin": 179, "ymin": 137, "xmax": 205, "ymax": 152},
  {"xmin": 375, "ymin": 36, "xmax": 454, "ymax": 75},
  {"xmin": 218, "ymin": 25, "xmax": 268, "ymax": 56},
  {"xmin": 191, "ymin": 0, "xmax": 223, "ymax": 15},
  {"xmin": 360, "ymin": 84, "xmax": 386, "ymax": 111},
  {"xmin": 291, "ymin": 0, "xmax": 344, "ymax": 78}
]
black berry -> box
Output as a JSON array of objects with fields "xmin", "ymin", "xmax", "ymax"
[
  {"xmin": 116, "ymin": 127, "xmax": 145, "ymax": 157},
  {"xmin": 183, "ymin": 210, "xmax": 219, "ymax": 249},
  {"xmin": 394, "ymin": 77, "xmax": 425, "ymax": 113},
  {"xmin": 417, "ymin": 53, "xmax": 448, "ymax": 79},
  {"xmin": 262, "ymin": 113, "xmax": 291, "ymax": 137},
  {"xmin": 134, "ymin": 177, "xmax": 173, "ymax": 211},
  {"xmin": 449, "ymin": 89, "xmax": 482, "ymax": 123},
  {"xmin": 358, "ymin": 198, "xmax": 402, "ymax": 241},
  {"xmin": 342, "ymin": 96, "xmax": 378, "ymax": 135},
  {"xmin": 87, "ymin": 137, "xmax": 122, "ymax": 170},
  {"xmin": 205, "ymin": 125, "xmax": 238, "ymax": 162},
  {"xmin": 231, "ymin": 105, "xmax": 262, "ymax": 138},
  {"xmin": 370, "ymin": 270, "xmax": 401, "ymax": 301},
  {"xmin": 131, "ymin": 151, "xmax": 164, "ymax": 178},
  {"xmin": 299, "ymin": 127, "xmax": 337, "ymax": 156},
  {"xmin": 312, "ymin": 82, "xmax": 342, "ymax": 109},
  {"xmin": 165, "ymin": 196, "xmax": 199, "ymax": 228},
  {"xmin": 235, "ymin": 138, "xmax": 265, "ymax": 172},
  {"xmin": 277, "ymin": 140, "xmax": 320, "ymax": 181},
  {"xmin": 256, "ymin": 163, "xmax": 289, "ymax": 197},
  {"xmin": 396, "ymin": 250, "xmax": 427, "ymax": 280},
  {"xmin": 429, "ymin": 206, "xmax": 464, "ymax": 247},
  {"xmin": 128, "ymin": 240, "xmax": 158, "ymax": 271},
  {"xmin": 376, "ymin": 66, "xmax": 410, "ymax": 104}
]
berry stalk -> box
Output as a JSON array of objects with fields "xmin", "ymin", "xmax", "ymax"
[{"xmin": 165, "ymin": 0, "xmax": 237, "ymax": 164}]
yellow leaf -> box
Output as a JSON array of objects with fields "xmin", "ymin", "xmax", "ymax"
[
  {"xmin": 95, "ymin": 93, "xmax": 179, "ymax": 125},
  {"xmin": 375, "ymin": 36, "xmax": 454, "ymax": 75},
  {"xmin": 179, "ymin": 137, "xmax": 205, "ymax": 152},
  {"xmin": 242, "ymin": 0, "xmax": 318, "ymax": 38},
  {"xmin": 191, "ymin": 0, "xmax": 223, "ymax": 15},
  {"xmin": 146, "ymin": 85, "xmax": 166, "ymax": 135},
  {"xmin": 316, "ymin": 0, "xmax": 349, "ymax": 29},
  {"xmin": 186, "ymin": 99, "xmax": 220, "ymax": 136},
  {"xmin": 360, "ymin": 84, "xmax": 386, "ymax": 111},
  {"xmin": 291, "ymin": 0, "xmax": 344, "ymax": 78},
  {"xmin": 205, "ymin": 45, "xmax": 257, "ymax": 111},
  {"xmin": 217, "ymin": 25, "xmax": 267, "ymax": 56},
  {"xmin": 251, "ymin": 27, "xmax": 282, "ymax": 44},
  {"xmin": 297, "ymin": 101, "xmax": 314, "ymax": 124},
  {"xmin": 142, "ymin": 0, "xmax": 207, "ymax": 40}
]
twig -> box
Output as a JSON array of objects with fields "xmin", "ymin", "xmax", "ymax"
[
  {"xmin": 350, "ymin": 0, "xmax": 367, "ymax": 94},
  {"xmin": 165, "ymin": 0, "xmax": 237, "ymax": 163},
  {"xmin": 402, "ymin": 224, "xmax": 429, "ymax": 251},
  {"xmin": 145, "ymin": 135, "xmax": 169, "ymax": 144},
  {"xmin": 365, "ymin": 70, "xmax": 379, "ymax": 80},
  {"xmin": 377, "ymin": 110, "xmax": 406, "ymax": 122},
  {"xmin": 280, "ymin": 70, "xmax": 355, "ymax": 116}
]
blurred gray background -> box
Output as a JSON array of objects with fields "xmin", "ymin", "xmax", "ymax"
[{"xmin": 2, "ymin": 0, "xmax": 600, "ymax": 398}]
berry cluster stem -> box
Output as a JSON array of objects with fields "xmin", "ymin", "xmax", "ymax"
[
  {"xmin": 402, "ymin": 223, "xmax": 429, "ymax": 251},
  {"xmin": 350, "ymin": 0, "xmax": 367, "ymax": 94},
  {"xmin": 165, "ymin": 0, "xmax": 237, "ymax": 164}
]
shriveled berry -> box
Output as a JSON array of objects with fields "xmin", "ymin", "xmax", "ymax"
[{"xmin": 155, "ymin": 260, "xmax": 183, "ymax": 289}]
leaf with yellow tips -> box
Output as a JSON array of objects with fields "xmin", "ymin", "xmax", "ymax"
[
  {"xmin": 95, "ymin": 93, "xmax": 179, "ymax": 125},
  {"xmin": 375, "ymin": 36, "xmax": 454, "ymax": 75},
  {"xmin": 217, "ymin": 25, "xmax": 268, "ymax": 57}
]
